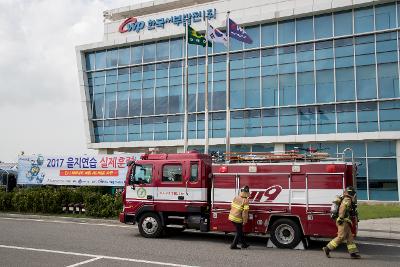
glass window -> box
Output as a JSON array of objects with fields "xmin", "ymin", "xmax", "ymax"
[
  {"xmin": 337, "ymin": 103, "xmax": 357, "ymax": 133},
  {"xmin": 262, "ymin": 109, "xmax": 278, "ymax": 136},
  {"xmin": 279, "ymin": 73, "xmax": 296, "ymax": 106},
  {"xmin": 86, "ymin": 53, "xmax": 95, "ymax": 70},
  {"xmin": 317, "ymin": 105, "xmax": 336, "ymax": 134},
  {"xmin": 154, "ymin": 116, "xmax": 167, "ymax": 140},
  {"xmin": 354, "ymin": 7, "xmax": 374, "ymax": 33},
  {"xmin": 170, "ymin": 38, "xmax": 183, "ymax": 59},
  {"xmin": 298, "ymin": 106, "xmax": 316, "ymax": 134},
  {"xmin": 133, "ymin": 164, "xmax": 153, "ymax": 184},
  {"xmin": 93, "ymin": 121, "xmax": 103, "ymax": 142},
  {"xmin": 211, "ymin": 112, "xmax": 226, "ymax": 138},
  {"xmin": 107, "ymin": 49, "xmax": 118, "ymax": 67},
  {"xmin": 141, "ymin": 117, "xmax": 153, "ymax": 140},
  {"xmin": 169, "ymin": 85, "xmax": 182, "ymax": 114},
  {"xmin": 190, "ymin": 163, "xmax": 198, "ymax": 182},
  {"xmin": 244, "ymin": 110, "xmax": 261, "ymax": 137},
  {"xmin": 261, "ymin": 23, "xmax": 277, "ymax": 46},
  {"xmin": 334, "ymin": 11, "xmax": 353, "ymax": 36},
  {"xmin": 212, "ymin": 80, "xmax": 226, "ymax": 111},
  {"xmin": 245, "ymin": 77, "xmax": 260, "ymax": 108},
  {"xmin": 115, "ymin": 119, "xmax": 127, "ymax": 142},
  {"xmin": 103, "ymin": 120, "xmax": 115, "ymax": 142},
  {"xmin": 375, "ymin": 3, "xmax": 396, "ymax": 30},
  {"xmin": 296, "ymin": 17, "xmax": 313, "ymax": 42},
  {"xmin": 231, "ymin": 78, "xmax": 244, "ymax": 109},
  {"xmin": 93, "ymin": 94, "xmax": 104, "ymax": 119},
  {"xmin": 278, "ymin": 20, "xmax": 295, "ymax": 44},
  {"xmin": 315, "ymin": 14, "xmax": 332, "ymax": 39},
  {"xmin": 129, "ymin": 90, "xmax": 141, "ymax": 116},
  {"xmin": 279, "ymin": 107, "xmax": 297, "ymax": 135},
  {"xmin": 356, "ymin": 65, "xmax": 377, "ymax": 100},
  {"xmin": 231, "ymin": 110, "xmax": 244, "ymax": 137},
  {"xmin": 378, "ymin": 62, "xmax": 399, "ymax": 99},
  {"xmin": 118, "ymin": 47, "xmax": 130, "ymax": 66},
  {"xmin": 156, "ymin": 40, "xmax": 169, "ymax": 61},
  {"xmin": 142, "ymin": 88, "xmax": 154, "ymax": 115},
  {"xmin": 244, "ymin": 25, "xmax": 260, "ymax": 49},
  {"xmin": 131, "ymin": 45, "xmax": 143, "ymax": 64},
  {"xmin": 380, "ymin": 100, "xmax": 400, "ymax": 131},
  {"xmin": 367, "ymin": 141, "xmax": 396, "ymax": 157},
  {"xmin": 143, "ymin": 43, "xmax": 156, "ymax": 63},
  {"xmin": 297, "ymin": 72, "xmax": 315, "ymax": 105},
  {"xmin": 128, "ymin": 118, "xmax": 141, "ymax": 141},
  {"xmin": 95, "ymin": 51, "xmax": 106, "ymax": 69},
  {"xmin": 336, "ymin": 68, "xmax": 355, "ymax": 101},
  {"xmin": 105, "ymin": 92, "xmax": 116, "ymax": 118},
  {"xmin": 262, "ymin": 75, "xmax": 278, "ymax": 107},
  {"xmin": 368, "ymin": 158, "xmax": 397, "ymax": 179},
  {"xmin": 316, "ymin": 69, "xmax": 334, "ymax": 103},
  {"xmin": 168, "ymin": 115, "xmax": 182, "ymax": 140},
  {"xmin": 358, "ymin": 102, "xmax": 378, "ymax": 132},
  {"xmin": 155, "ymin": 86, "xmax": 168, "ymax": 114},
  {"xmin": 338, "ymin": 142, "xmax": 366, "ymax": 158},
  {"xmin": 116, "ymin": 91, "xmax": 129, "ymax": 117}
]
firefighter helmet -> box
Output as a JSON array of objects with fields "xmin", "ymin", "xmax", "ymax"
[
  {"xmin": 240, "ymin": 186, "xmax": 250, "ymax": 193},
  {"xmin": 345, "ymin": 186, "xmax": 356, "ymax": 196}
]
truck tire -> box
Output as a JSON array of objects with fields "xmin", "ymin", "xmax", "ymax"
[
  {"xmin": 138, "ymin": 213, "xmax": 163, "ymax": 238},
  {"xmin": 269, "ymin": 218, "xmax": 302, "ymax": 249}
]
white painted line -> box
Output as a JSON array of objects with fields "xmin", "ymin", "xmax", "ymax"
[
  {"xmin": 66, "ymin": 257, "xmax": 103, "ymax": 267},
  {"xmin": 0, "ymin": 244, "xmax": 198, "ymax": 267},
  {"xmin": 356, "ymin": 241, "xmax": 400, "ymax": 248},
  {"xmin": 0, "ymin": 217, "xmax": 137, "ymax": 229}
]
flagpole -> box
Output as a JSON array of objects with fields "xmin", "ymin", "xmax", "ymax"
[
  {"xmin": 204, "ymin": 17, "xmax": 209, "ymax": 155},
  {"xmin": 183, "ymin": 22, "xmax": 189, "ymax": 153},
  {"xmin": 225, "ymin": 11, "xmax": 231, "ymax": 160}
]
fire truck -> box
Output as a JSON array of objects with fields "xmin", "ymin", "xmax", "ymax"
[{"xmin": 119, "ymin": 149, "xmax": 358, "ymax": 249}]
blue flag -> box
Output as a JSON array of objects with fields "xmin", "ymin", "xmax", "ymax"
[{"xmin": 228, "ymin": 18, "xmax": 253, "ymax": 44}]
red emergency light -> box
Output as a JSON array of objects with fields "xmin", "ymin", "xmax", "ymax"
[{"xmin": 219, "ymin": 166, "xmax": 228, "ymax": 173}]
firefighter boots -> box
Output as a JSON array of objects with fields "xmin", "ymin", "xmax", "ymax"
[
  {"xmin": 350, "ymin": 253, "xmax": 361, "ymax": 259},
  {"xmin": 322, "ymin": 247, "xmax": 331, "ymax": 258}
]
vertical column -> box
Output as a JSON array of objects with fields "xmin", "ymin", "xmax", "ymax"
[{"xmin": 274, "ymin": 143, "xmax": 285, "ymax": 152}]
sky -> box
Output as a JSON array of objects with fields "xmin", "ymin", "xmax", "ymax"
[{"xmin": 0, "ymin": 0, "xmax": 149, "ymax": 162}]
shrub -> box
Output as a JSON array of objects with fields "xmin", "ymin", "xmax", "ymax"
[{"xmin": 0, "ymin": 186, "xmax": 122, "ymax": 218}]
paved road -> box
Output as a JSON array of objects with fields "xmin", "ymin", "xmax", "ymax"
[{"xmin": 0, "ymin": 216, "xmax": 399, "ymax": 267}]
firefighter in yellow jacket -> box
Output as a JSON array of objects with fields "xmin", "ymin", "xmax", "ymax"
[
  {"xmin": 323, "ymin": 186, "xmax": 361, "ymax": 259},
  {"xmin": 228, "ymin": 185, "xmax": 250, "ymax": 249}
]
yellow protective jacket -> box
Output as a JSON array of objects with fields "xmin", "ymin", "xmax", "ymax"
[
  {"xmin": 228, "ymin": 193, "xmax": 250, "ymax": 224},
  {"xmin": 338, "ymin": 195, "xmax": 353, "ymax": 225}
]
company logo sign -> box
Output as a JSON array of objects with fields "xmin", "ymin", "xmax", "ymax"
[
  {"xmin": 248, "ymin": 185, "xmax": 282, "ymax": 202},
  {"xmin": 118, "ymin": 8, "xmax": 217, "ymax": 34}
]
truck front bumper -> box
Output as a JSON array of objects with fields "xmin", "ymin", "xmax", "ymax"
[{"xmin": 119, "ymin": 212, "xmax": 136, "ymax": 224}]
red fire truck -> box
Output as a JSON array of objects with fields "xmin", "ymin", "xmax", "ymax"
[{"xmin": 119, "ymin": 149, "xmax": 358, "ymax": 249}]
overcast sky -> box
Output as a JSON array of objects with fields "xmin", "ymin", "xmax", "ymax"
[{"xmin": 0, "ymin": 0, "xmax": 149, "ymax": 162}]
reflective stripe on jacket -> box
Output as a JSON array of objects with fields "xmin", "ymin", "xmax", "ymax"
[{"xmin": 228, "ymin": 195, "xmax": 250, "ymax": 224}]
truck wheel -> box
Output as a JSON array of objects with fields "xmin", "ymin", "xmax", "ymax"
[
  {"xmin": 269, "ymin": 218, "xmax": 302, "ymax": 249},
  {"xmin": 138, "ymin": 213, "xmax": 163, "ymax": 238}
]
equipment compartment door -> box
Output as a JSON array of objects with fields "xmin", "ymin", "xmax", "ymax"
[{"xmin": 210, "ymin": 174, "xmax": 237, "ymax": 232}]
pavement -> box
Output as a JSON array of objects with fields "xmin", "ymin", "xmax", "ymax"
[
  {"xmin": 1, "ymin": 213, "xmax": 399, "ymax": 240},
  {"xmin": 1, "ymin": 213, "xmax": 400, "ymax": 267},
  {"xmin": 358, "ymin": 218, "xmax": 400, "ymax": 240}
]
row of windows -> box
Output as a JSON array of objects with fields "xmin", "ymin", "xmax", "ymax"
[
  {"xmin": 92, "ymin": 99, "xmax": 400, "ymax": 142},
  {"xmin": 88, "ymin": 31, "xmax": 400, "ymax": 119},
  {"xmin": 86, "ymin": 1, "xmax": 400, "ymax": 70}
]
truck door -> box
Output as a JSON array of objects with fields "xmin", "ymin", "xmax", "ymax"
[
  {"xmin": 125, "ymin": 163, "xmax": 155, "ymax": 209},
  {"xmin": 155, "ymin": 161, "xmax": 186, "ymax": 212},
  {"xmin": 184, "ymin": 161, "xmax": 207, "ymax": 211}
]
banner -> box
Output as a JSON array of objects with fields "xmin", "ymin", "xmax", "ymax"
[{"xmin": 17, "ymin": 154, "xmax": 142, "ymax": 186}]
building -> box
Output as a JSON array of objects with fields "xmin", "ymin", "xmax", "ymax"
[{"xmin": 76, "ymin": 0, "xmax": 400, "ymax": 201}]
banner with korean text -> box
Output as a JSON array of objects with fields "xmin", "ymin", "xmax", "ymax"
[{"xmin": 17, "ymin": 154, "xmax": 142, "ymax": 186}]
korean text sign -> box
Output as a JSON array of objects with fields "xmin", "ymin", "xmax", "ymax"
[{"xmin": 17, "ymin": 154, "xmax": 141, "ymax": 186}]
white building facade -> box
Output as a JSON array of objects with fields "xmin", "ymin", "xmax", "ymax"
[{"xmin": 76, "ymin": 0, "xmax": 400, "ymax": 201}]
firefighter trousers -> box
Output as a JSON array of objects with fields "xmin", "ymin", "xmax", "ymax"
[
  {"xmin": 327, "ymin": 222, "xmax": 358, "ymax": 254},
  {"xmin": 232, "ymin": 222, "xmax": 247, "ymax": 247}
]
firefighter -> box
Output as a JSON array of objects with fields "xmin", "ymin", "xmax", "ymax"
[
  {"xmin": 228, "ymin": 185, "xmax": 250, "ymax": 249},
  {"xmin": 323, "ymin": 186, "xmax": 361, "ymax": 259}
]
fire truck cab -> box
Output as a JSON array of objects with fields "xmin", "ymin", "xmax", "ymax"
[{"xmin": 120, "ymin": 150, "xmax": 357, "ymax": 249}]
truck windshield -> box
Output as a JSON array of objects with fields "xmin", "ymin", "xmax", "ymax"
[{"xmin": 133, "ymin": 164, "xmax": 152, "ymax": 184}]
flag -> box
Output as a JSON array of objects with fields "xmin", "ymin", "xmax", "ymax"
[
  {"xmin": 188, "ymin": 26, "xmax": 212, "ymax": 47},
  {"xmin": 228, "ymin": 18, "xmax": 253, "ymax": 44},
  {"xmin": 207, "ymin": 24, "xmax": 228, "ymax": 46}
]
